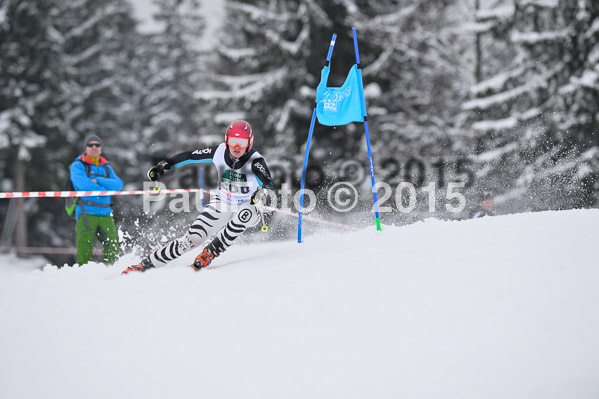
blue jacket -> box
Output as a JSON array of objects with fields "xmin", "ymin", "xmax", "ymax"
[{"xmin": 70, "ymin": 154, "xmax": 123, "ymax": 218}]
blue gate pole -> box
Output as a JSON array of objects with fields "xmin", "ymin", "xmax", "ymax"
[
  {"xmin": 199, "ymin": 168, "xmax": 204, "ymax": 211},
  {"xmin": 353, "ymin": 28, "xmax": 381, "ymax": 231},
  {"xmin": 298, "ymin": 109, "xmax": 317, "ymax": 243},
  {"xmin": 298, "ymin": 34, "xmax": 337, "ymax": 243}
]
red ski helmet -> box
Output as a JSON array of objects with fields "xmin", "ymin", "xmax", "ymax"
[{"xmin": 225, "ymin": 120, "xmax": 254, "ymax": 153}]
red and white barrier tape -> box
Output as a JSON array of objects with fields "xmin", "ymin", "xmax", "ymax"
[
  {"xmin": 263, "ymin": 206, "xmax": 360, "ymax": 231},
  {"xmin": 0, "ymin": 188, "xmax": 209, "ymax": 199},
  {"xmin": 0, "ymin": 246, "xmax": 102, "ymax": 255},
  {"xmin": 0, "ymin": 188, "xmax": 359, "ymax": 231}
]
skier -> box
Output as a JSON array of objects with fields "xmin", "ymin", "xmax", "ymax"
[{"xmin": 122, "ymin": 120, "xmax": 275, "ymax": 274}]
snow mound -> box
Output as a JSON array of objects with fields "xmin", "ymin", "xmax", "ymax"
[{"xmin": 1, "ymin": 209, "xmax": 598, "ymax": 399}]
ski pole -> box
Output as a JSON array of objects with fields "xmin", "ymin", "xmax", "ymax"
[{"xmin": 259, "ymin": 210, "xmax": 268, "ymax": 232}]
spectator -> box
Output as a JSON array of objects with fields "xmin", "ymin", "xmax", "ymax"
[
  {"xmin": 70, "ymin": 135, "xmax": 123, "ymax": 265},
  {"xmin": 471, "ymin": 191, "xmax": 495, "ymax": 219}
]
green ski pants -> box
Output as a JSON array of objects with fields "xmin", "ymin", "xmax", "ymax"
[{"xmin": 75, "ymin": 214, "xmax": 119, "ymax": 265}]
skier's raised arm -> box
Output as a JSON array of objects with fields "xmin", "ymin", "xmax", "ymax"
[{"xmin": 147, "ymin": 146, "xmax": 218, "ymax": 181}]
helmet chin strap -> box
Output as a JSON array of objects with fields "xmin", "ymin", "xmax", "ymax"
[{"xmin": 227, "ymin": 146, "xmax": 243, "ymax": 162}]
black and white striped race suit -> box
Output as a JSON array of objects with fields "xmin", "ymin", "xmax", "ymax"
[{"xmin": 146, "ymin": 143, "xmax": 274, "ymax": 268}]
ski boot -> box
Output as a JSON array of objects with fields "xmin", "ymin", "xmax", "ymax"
[
  {"xmin": 191, "ymin": 238, "xmax": 226, "ymax": 271},
  {"xmin": 191, "ymin": 247, "xmax": 215, "ymax": 271},
  {"xmin": 121, "ymin": 257, "xmax": 155, "ymax": 275}
]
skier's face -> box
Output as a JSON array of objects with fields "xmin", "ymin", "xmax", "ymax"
[{"xmin": 86, "ymin": 142, "xmax": 102, "ymax": 158}]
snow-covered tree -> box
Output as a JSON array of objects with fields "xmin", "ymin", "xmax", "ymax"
[
  {"xmin": 57, "ymin": 0, "xmax": 144, "ymax": 181},
  {"xmin": 464, "ymin": 0, "xmax": 599, "ymax": 211},
  {"xmin": 0, "ymin": 0, "xmax": 66, "ymax": 250},
  {"xmin": 140, "ymin": 0, "xmax": 207, "ymax": 157},
  {"xmin": 115, "ymin": 0, "xmax": 211, "ymax": 251},
  {"xmin": 199, "ymin": 0, "xmax": 476, "ymax": 227},
  {"xmin": 0, "ymin": 0, "xmax": 151, "ymax": 257},
  {"xmin": 351, "ymin": 1, "xmax": 473, "ymax": 185},
  {"xmin": 201, "ymin": 0, "xmax": 472, "ymax": 172},
  {"xmin": 197, "ymin": 0, "xmax": 321, "ymax": 158}
]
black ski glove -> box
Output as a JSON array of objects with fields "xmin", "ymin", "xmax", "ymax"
[
  {"xmin": 147, "ymin": 160, "xmax": 168, "ymax": 181},
  {"xmin": 251, "ymin": 188, "xmax": 268, "ymax": 205}
]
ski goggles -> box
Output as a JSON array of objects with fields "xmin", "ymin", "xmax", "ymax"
[{"xmin": 227, "ymin": 137, "xmax": 251, "ymax": 149}]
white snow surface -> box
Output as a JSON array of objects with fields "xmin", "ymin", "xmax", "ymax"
[{"xmin": 1, "ymin": 210, "xmax": 599, "ymax": 399}]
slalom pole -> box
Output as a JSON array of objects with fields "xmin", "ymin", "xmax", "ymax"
[
  {"xmin": 353, "ymin": 27, "xmax": 381, "ymax": 231},
  {"xmin": 298, "ymin": 33, "xmax": 337, "ymax": 243},
  {"xmin": 298, "ymin": 107, "xmax": 317, "ymax": 243},
  {"xmin": 199, "ymin": 168, "xmax": 205, "ymax": 211},
  {"xmin": 259, "ymin": 211, "xmax": 268, "ymax": 232},
  {"xmin": 325, "ymin": 33, "xmax": 337, "ymax": 61}
]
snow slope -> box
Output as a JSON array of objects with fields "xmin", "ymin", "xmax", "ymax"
[{"xmin": 1, "ymin": 210, "xmax": 598, "ymax": 399}]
